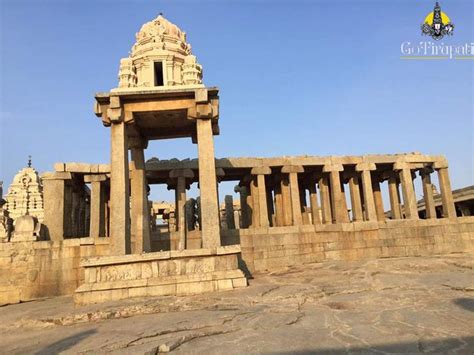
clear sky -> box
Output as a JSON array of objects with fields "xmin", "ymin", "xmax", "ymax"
[{"xmin": 1, "ymin": 0, "xmax": 473, "ymax": 203}]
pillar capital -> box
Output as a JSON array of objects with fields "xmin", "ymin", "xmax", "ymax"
[
  {"xmin": 107, "ymin": 95, "xmax": 123, "ymax": 123},
  {"xmin": 169, "ymin": 169, "xmax": 194, "ymax": 179},
  {"xmin": 323, "ymin": 164, "xmax": 344, "ymax": 173},
  {"xmin": 234, "ymin": 185, "xmax": 247, "ymax": 194},
  {"xmin": 216, "ymin": 168, "xmax": 225, "ymax": 182},
  {"xmin": 393, "ymin": 161, "xmax": 413, "ymax": 171},
  {"xmin": 128, "ymin": 136, "xmax": 148, "ymax": 149},
  {"xmin": 433, "ymin": 160, "xmax": 449, "ymax": 169},
  {"xmin": 355, "ymin": 163, "xmax": 376, "ymax": 172},
  {"xmin": 419, "ymin": 167, "xmax": 434, "ymax": 176},
  {"xmin": 250, "ymin": 166, "xmax": 272, "ymax": 175},
  {"xmin": 281, "ymin": 165, "xmax": 304, "ymax": 174}
]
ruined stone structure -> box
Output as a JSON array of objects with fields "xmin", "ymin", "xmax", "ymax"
[{"xmin": 0, "ymin": 14, "xmax": 473, "ymax": 306}]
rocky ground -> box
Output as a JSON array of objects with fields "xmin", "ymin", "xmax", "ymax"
[{"xmin": 1, "ymin": 254, "xmax": 473, "ymax": 354}]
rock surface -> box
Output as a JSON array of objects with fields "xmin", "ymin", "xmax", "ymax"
[{"xmin": 0, "ymin": 254, "xmax": 473, "ymax": 354}]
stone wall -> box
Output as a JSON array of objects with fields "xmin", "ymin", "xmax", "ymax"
[
  {"xmin": 233, "ymin": 217, "xmax": 474, "ymax": 273},
  {"xmin": 0, "ymin": 238, "xmax": 110, "ymax": 305}
]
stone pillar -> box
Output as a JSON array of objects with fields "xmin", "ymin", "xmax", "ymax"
[
  {"xmin": 300, "ymin": 186, "xmax": 311, "ymax": 225},
  {"xmin": 41, "ymin": 172, "xmax": 72, "ymax": 242},
  {"xmin": 347, "ymin": 172, "xmax": 363, "ymax": 222},
  {"xmin": 434, "ymin": 162, "xmax": 456, "ymax": 218},
  {"xmin": 356, "ymin": 163, "xmax": 377, "ymax": 222},
  {"xmin": 249, "ymin": 175, "xmax": 260, "ymax": 228},
  {"xmin": 170, "ymin": 169, "xmax": 194, "ymax": 250},
  {"xmin": 387, "ymin": 174, "xmax": 402, "ymax": 220},
  {"xmin": 372, "ymin": 175, "xmax": 385, "ymax": 222},
  {"xmin": 85, "ymin": 175, "xmax": 107, "ymax": 238},
  {"xmin": 251, "ymin": 167, "xmax": 272, "ymax": 228},
  {"xmin": 224, "ymin": 195, "xmax": 235, "ymax": 229},
  {"xmin": 130, "ymin": 138, "xmax": 151, "ymax": 253},
  {"xmin": 282, "ymin": 165, "xmax": 304, "ymax": 226},
  {"xmin": 195, "ymin": 117, "xmax": 220, "ymax": 248},
  {"xmin": 234, "ymin": 185, "xmax": 250, "ymax": 228},
  {"xmin": 280, "ymin": 175, "xmax": 293, "ymax": 226},
  {"xmin": 394, "ymin": 162, "xmax": 419, "ymax": 220},
  {"xmin": 266, "ymin": 187, "xmax": 275, "ymax": 227},
  {"xmin": 323, "ymin": 164, "xmax": 348, "ymax": 223},
  {"xmin": 273, "ymin": 177, "xmax": 284, "ymax": 227},
  {"xmin": 318, "ymin": 175, "xmax": 332, "ymax": 224},
  {"xmin": 308, "ymin": 179, "xmax": 321, "ymax": 225},
  {"xmin": 419, "ymin": 168, "xmax": 436, "ymax": 219}
]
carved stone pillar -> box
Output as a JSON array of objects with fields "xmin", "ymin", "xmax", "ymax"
[
  {"xmin": 224, "ymin": 195, "xmax": 235, "ymax": 229},
  {"xmin": 385, "ymin": 172, "xmax": 402, "ymax": 220},
  {"xmin": 346, "ymin": 172, "xmax": 363, "ymax": 222},
  {"xmin": 394, "ymin": 162, "xmax": 419, "ymax": 220},
  {"xmin": 419, "ymin": 167, "xmax": 436, "ymax": 219},
  {"xmin": 356, "ymin": 163, "xmax": 377, "ymax": 222},
  {"xmin": 85, "ymin": 174, "xmax": 107, "ymax": 239},
  {"xmin": 234, "ymin": 185, "xmax": 250, "ymax": 228},
  {"xmin": 251, "ymin": 167, "xmax": 272, "ymax": 227},
  {"xmin": 170, "ymin": 169, "xmax": 194, "ymax": 250},
  {"xmin": 372, "ymin": 174, "xmax": 385, "ymax": 222},
  {"xmin": 308, "ymin": 176, "xmax": 321, "ymax": 225},
  {"xmin": 318, "ymin": 175, "xmax": 332, "ymax": 224},
  {"xmin": 434, "ymin": 161, "xmax": 456, "ymax": 218},
  {"xmin": 282, "ymin": 165, "xmax": 304, "ymax": 226},
  {"xmin": 323, "ymin": 164, "xmax": 348, "ymax": 223}
]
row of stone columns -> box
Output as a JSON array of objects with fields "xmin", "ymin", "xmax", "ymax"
[{"xmin": 230, "ymin": 162, "xmax": 457, "ymax": 229}]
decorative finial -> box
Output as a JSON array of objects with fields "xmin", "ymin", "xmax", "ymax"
[{"xmin": 28, "ymin": 155, "xmax": 32, "ymax": 168}]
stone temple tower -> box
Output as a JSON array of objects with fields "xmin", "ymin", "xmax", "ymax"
[
  {"xmin": 116, "ymin": 14, "xmax": 204, "ymax": 90},
  {"xmin": 5, "ymin": 162, "xmax": 44, "ymax": 222}
]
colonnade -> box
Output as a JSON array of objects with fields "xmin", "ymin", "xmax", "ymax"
[{"xmin": 229, "ymin": 161, "xmax": 456, "ymax": 230}]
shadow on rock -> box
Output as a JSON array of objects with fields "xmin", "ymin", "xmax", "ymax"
[
  {"xmin": 34, "ymin": 329, "xmax": 96, "ymax": 355},
  {"xmin": 454, "ymin": 298, "xmax": 474, "ymax": 312}
]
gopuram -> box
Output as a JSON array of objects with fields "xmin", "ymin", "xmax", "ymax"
[{"xmin": 0, "ymin": 14, "xmax": 473, "ymax": 305}]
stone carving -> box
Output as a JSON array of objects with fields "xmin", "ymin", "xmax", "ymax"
[
  {"xmin": 5, "ymin": 165, "xmax": 44, "ymax": 222},
  {"xmin": 116, "ymin": 14, "xmax": 203, "ymax": 89}
]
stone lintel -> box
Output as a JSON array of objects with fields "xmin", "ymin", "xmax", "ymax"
[
  {"xmin": 433, "ymin": 160, "xmax": 449, "ymax": 169},
  {"xmin": 169, "ymin": 169, "xmax": 194, "ymax": 179},
  {"xmin": 250, "ymin": 166, "xmax": 272, "ymax": 175},
  {"xmin": 195, "ymin": 88, "xmax": 208, "ymax": 103},
  {"xmin": 323, "ymin": 164, "xmax": 344, "ymax": 173},
  {"xmin": 216, "ymin": 168, "xmax": 225, "ymax": 177},
  {"xmin": 393, "ymin": 161, "xmax": 414, "ymax": 171},
  {"xmin": 355, "ymin": 163, "xmax": 376, "ymax": 172},
  {"xmin": 281, "ymin": 165, "xmax": 304, "ymax": 174},
  {"xmin": 84, "ymin": 174, "xmax": 108, "ymax": 183},
  {"xmin": 41, "ymin": 172, "xmax": 73, "ymax": 180}
]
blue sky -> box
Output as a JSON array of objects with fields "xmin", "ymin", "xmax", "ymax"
[{"xmin": 1, "ymin": 0, "xmax": 473, "ymax": 203}]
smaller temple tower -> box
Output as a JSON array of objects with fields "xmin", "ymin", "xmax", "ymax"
[{"xmin": 5, "ymin": 159, "xmax": 44, "ymax": 222}]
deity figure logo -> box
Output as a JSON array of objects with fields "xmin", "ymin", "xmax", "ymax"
[{"xmin": 421, "ymin": 1, "xmax": 454, "ymax": 40}]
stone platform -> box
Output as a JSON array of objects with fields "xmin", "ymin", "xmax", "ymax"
[{"xmin": 74, "ymin": 245, "xmax": 247, "ymax": 304}]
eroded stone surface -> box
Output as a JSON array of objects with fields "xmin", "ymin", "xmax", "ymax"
[{"xmin": 0, "ymin": 254, "xmax": 473, "ymax": 354}]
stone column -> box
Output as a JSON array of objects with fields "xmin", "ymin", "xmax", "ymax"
[
  {"xmin": 347, "ymin": 172, "xmax": 363, "ymax": 222},
  {"xmin": 85, "ymin": 175, "xmax": 107, "ymax": 238},
  {"xmin": 130, "ymin": 138, "xmax": 151, "ymax": 253},
  {"xmin": 300, "ymin": 186, "xmax": 311, "ymax": 225},
  {"xmin": 234, "ymin": 185, "xmax": 250, "ymax": 228},
  {"xmin": 372, "ymin": 174, "xmax": 385, "ymax": 222},
  {"xmin": 280, "ymin": 174, "xmax": 293, "ymax": 226},
  {"xmin": 318, "ymin": 175, "xmax": 332, "ymax": 224},
  {"xmin": 224, "ymin": 195, "xmax": 235, "ymax": 229},
  {"xmin": 249, "ymin": 175, "xmax": 260, "ymax": 228},
  {"xmin": 282, "ymin": 165, "xmax": 304, "ymax": 226},
  {"xmin": 195, "ymin": 117, "xmax": 220, "ymax": 248},
  {"xmin": 386, "ymin": 173, "xmax": 402, "ymax": 220},
  {"xmin": 324, "ymin": 164, "xmax": 348, "ymax": 223},
  {"xmin": 394, "ymin": 162, "xmax": 419, "ymax": 220},
  {"xmin": 273, "ymin": 177, "xmax": 284, "ymax": 227},
  {"xmin": 108, "ymin": 96, "xmax": 131, "ymax": 255},
  {"xmin": 170, "ymin": 169, "xmax": 194, "ymax": 250},
  {"xmin": 41, "ymin": 172, "xmax": 72, "ymax": 242},
  {"xmin": 419, "ymin": 167, "xmax": 436, "ymax": 219},
  {"xmin": 356, "ymin": 163, "xmax": 377, "ymax": 222},
  {"xmin": 434, "ymin": 162, "xmax": 456, "ymax": 218},
  {"xmin": 308, "ymin": 178, "xmax": 321, "ymax": 225},
  {"xmin": 251, "ymin": 167, "xmax": 272, "ymax": 228}
]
